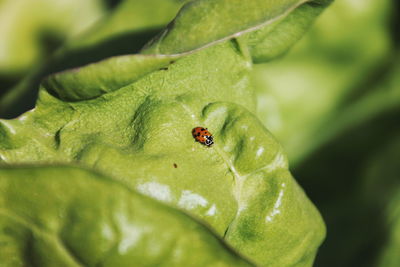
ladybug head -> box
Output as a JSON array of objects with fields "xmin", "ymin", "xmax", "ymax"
[{"xmin": 204, "ymin": 135, "xmax": 214, "ymax": 146}]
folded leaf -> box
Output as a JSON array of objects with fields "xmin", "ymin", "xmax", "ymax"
[
  {"xmin": 142, "ymin": 0, "xmax": 332, "ymax": 58},
  {"xmin": 45, "ymin": 0, "xmax": 333, "ymax": 102},
  {"xmin": 0, "ymin": 0, "xmax": 331, "ymax": 265},
  {"xmin": 0, "ymin": 165, "xmax": 253, "ymax": 266}
]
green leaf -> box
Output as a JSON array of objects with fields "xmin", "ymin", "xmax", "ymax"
[
  {"xmin": 0, "ymin": 40, "xmax": 324, "ymax": 266},
  {"xmin": 141, "ymin": 0, "xmax": 332, "ymax": 58},
  {"xmin": 0, "ymin": 165, "xmax": 254, "ymax": 267},
  {"xmin": 43, "ymin": 0, "xmax": 333, "ymax": 103},
  {"xmin": 243, "ymin": 2, "xmax": 329, "ymax": 63},
  {"xmin": 1, "ymin": 0, "xmax": 332, "ymax": 115},
  {"xmin": 0, "ymin": 0, "xmax": 331, "ymax": 265}
]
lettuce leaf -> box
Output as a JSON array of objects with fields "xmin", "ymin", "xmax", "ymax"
[
  {"xmin": 0, "ymin": 0, "xmax": 333, "ymax": 265},
  {"xmin": 0, "ymin": 165, "xmax": 254, "ymax": 266}
]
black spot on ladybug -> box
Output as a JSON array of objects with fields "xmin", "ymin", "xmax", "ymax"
[
  {"xmin": 197, "ymin": 133, "xmax": 200, "ymax": 136},
  {"xmin": 201, "ymin": 128, "xmax": 205, "ymax": 131}
]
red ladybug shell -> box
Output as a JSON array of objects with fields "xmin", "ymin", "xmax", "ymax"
[{"xmin": 192, "ymin": 127, "xmax": 214, "ymax": 146}]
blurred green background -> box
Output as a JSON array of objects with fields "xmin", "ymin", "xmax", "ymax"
[{"xmin": 0, "ymin": 0, "xmax": 399, "ymax": 266}]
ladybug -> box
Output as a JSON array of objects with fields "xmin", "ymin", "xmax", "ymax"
[{"xmin": 192, "ymin": 127, "xmax": 214, "ymax": 146}]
